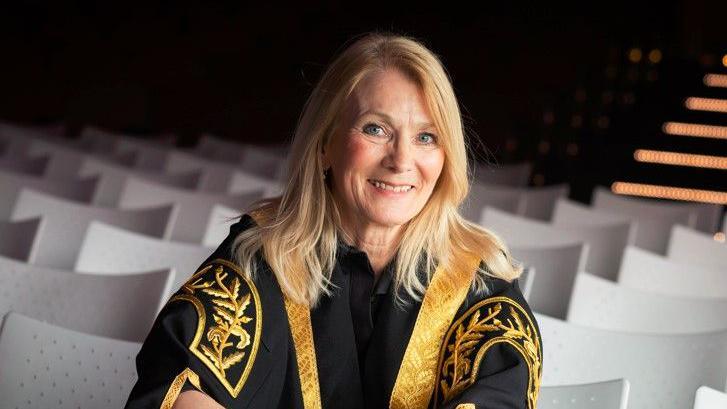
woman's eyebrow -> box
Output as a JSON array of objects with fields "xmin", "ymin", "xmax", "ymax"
[{"xmin": 360, "ymin": 110, "xmax": 435, "ymax": 129}]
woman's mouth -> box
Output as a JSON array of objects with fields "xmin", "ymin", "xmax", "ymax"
[{"xmin": 367, "ymin": 179, "xmax": 415, "ymax": 193}]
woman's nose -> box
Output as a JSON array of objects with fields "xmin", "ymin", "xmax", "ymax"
[{"xmin": 383, "ymin": 134, "xmax": 415, "ymax": 173}]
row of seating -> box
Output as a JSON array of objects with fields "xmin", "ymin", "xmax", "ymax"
[{"xmin": 0, "ymin": 120, "xmax": 725, "ymax": 408}]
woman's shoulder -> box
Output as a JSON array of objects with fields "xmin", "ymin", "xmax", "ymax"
[
  {"xmin": 433, "ymin": 273, "xmax": 543, "ymax": 407},
  {"xmin": 126, "ymin": 214, "xmax": 288, "ymax": 408}
]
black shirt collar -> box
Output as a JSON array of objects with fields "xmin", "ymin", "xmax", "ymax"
[{"xmin": 336, "ymin": 236, "xmax": 394, "ymax": 295}]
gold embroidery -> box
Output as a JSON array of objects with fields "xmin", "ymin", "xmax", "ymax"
[
  {"xmin": 389, "ymin": 254, "xmax": 482, "ymax": 409},
  {"xmin": 455, "ymin": 404, "xmax": 475, "ymax": 409},
  {"xmin": 160, "ymin": 367, "xmax": 202, "ymax": 409},
  {"xmin": 170, "ymin": 259, "xmax": 262, "ymax": 398},
  {"xmin": 434, "ymin": 297, "xmax": 542, "ymax": 409},
  {"xmin": 284, "ymin": 297, "xmax": 322, "ymax": 409}
]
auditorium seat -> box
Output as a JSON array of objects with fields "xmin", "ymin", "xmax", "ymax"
[
  {"xmin": 0, "ymin": 154, "xmax": 49, "ymax": 176},
  {"xmin": 473, "ymin": 161, "xmax": 532, "ymax": 186},
  {"xmin": 10, "ymin": 188, "xmax": 177, "ymax": 269},
  {"xmin": 0, "ymin": 217, "xmax": 43, "ymax": 262},
  {"xmin": 510, "ymin": 242, "xmax": 588, "ymax": 319},
  {"xmin": 591, "ymin": 186, "xmax": 699, "ymax": 253},
  {"xmin": 117, "ymin": 176, "xmax": 262, "ymax": 244},
  {"xmin": 77, "ymin": 156, "xmax": 203, "ymax": 206},
  {"xmin": 618, "ymin": 246, "xmax": 727, "ymax": 298},
  {"xmin": 667, "ymin": 225, "xmax": 727, "ymax": 271},
  {"xmin": 0, "ymin": 312, "xmax": 141, "ymax": 409},
  {"xmin": 0, "ymin": 256, "xmax": 173, "ymax": 341},
  {"xmin": 75, "ymin": 221, "xmax": 214, "ymax": 292},
  {"xmin": 0, "ymin": 169, "xmax": 99, "ymax": 219},
  {"xmin": 537, "ymin": 312, "xmax": 727, "ymax": 409},
  {"xmin": 693, "ymin": 386, "xmax": 727, "ymax": 409},
  {"xmin": 539, "ymin": 379, "xmax": 629, "ymax": 409},
  {"xmin": 482, "ymin": 206, "xmax": 630, "ymax": 280},
  {"xmin": 567, "ymin": 272, "xmax": 727, "ymax": 333}
]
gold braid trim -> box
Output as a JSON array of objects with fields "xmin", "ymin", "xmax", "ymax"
[
  {"xmin": 160, "ymin": 367, "xmax": 202, "ymax": 409},
  {"xmin": 389, "ymin": 254, "xmax": 481, "ymax": 409},
  {"xmin": 455, "ymin": 404, "xmax": 475, "ymax": 409},
  {"xmin": 433, "ymin": 297, "xmax": 542, "ymax": 409},
  {"xmin": 284, "ymin": 296, "xmax": 322, "ymax": 409}
]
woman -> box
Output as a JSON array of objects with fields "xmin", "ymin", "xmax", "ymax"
[{"xmin": 126, "ymin": 32, "xmax": 542, "ymax": 409}]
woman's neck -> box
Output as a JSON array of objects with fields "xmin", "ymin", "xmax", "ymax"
[{"xmin": 340, "ymin": 221, "xmax": 403, "ymax": 278}]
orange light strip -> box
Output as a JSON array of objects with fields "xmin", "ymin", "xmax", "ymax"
[
  {"xmin": 703, "ymin": 74, "xmax": 727, "ymax": 88},
  {"xmin": 634, "ymin": 149, "xmax": 727, "ymax": 170},
  {"xmin": 662, "ymin": 122, "xmax": 727, "ymax": 140},
  {"xmin": 611, "ymin": 182, "xmax": 727, "ymax": 204},
  {"xmin": 685, "ymin": 97, "xmax": 727, "ymax": 113}
]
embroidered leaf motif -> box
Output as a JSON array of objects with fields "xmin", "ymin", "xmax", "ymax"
[
  {"xmin": 187, "ymin": 265, "xmax": 255, "ymax": 379},
  {"xmin": 438, "ymin": 299, "xmax": 542, "ymax": 409}
]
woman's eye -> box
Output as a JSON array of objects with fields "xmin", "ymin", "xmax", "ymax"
[
  {"xmin": 362, "ymin": 123, "xmax": 386, "ymax": 137},
  {"xmin": 417, "ymin": 133, "xmax": 437, "ymax": 144}
]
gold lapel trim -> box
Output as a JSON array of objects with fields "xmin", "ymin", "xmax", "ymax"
[
  {"xmin": 284, "ymin": 296, "xmax": 323, "ymax": 409},
  {"xmin": 170, "ymin": 259, "xmax": 262, "ymax": 398},
  {"xmin": 389, "ymin": 254, "xmax": 481, "ymax": 409},
  {"xmin": 160, "ymin": 367, "xmax": 202, "ymax": 409},
  {"xmin": 246, "ymin": 210, "xmax": 322, "ymax": 409}
]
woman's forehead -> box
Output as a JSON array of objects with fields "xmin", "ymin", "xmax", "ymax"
[{"xmin": 346, "ymin": 70, "xmax": 434, "ymax": 125}]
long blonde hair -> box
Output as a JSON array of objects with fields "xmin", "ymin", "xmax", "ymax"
[{"xmin": 233, "ymin": 31, "xmax": 522, "ymax": 307}]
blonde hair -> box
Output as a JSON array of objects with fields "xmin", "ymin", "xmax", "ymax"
[{"xmin": 233, "ymin": 31, "xmax": 522, "ymax": 307}]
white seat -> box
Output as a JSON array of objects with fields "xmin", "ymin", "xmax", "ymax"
[
  {"xmin": 538, "ymin": 379, "xmax": 630, "ymax": 409},
  {"xmin": 10, "ymin": 188, "xmax": 177, "ymax": 269},
  {"xmin": 517, "ymin": 267, "xmax": 535, "ymax": 301},
  {"xmin": 202, "ymin": 204, "xmax": 244, "ymax": 248},
  {"xmin": 0, "ymin": 255, "xmax": 173, "ymax": 341},
  {"xmin": 553, "ymin": 199, "xmax": 638, "ymax": 241},
  {"xmin": 76, "ymin": 221, "xmax": 214, "ymax": 292},
  {"xmin": 567, "ymin": 272, "xmax": 727, "ymax": 334},
  {"xmin": 77, "ymin": 156, "xmax": 202, "ymax": 206},
  {"xmin": 195, "ymin": 134, "xmax": 287, "ymax": 177},
  {"xmin": 473, "ymin": 162, "xmax": 532, "ymax": 186},
  {"xmin": 618, "ymin": 246, "xmax": 727, "ymax": 298},
  {"xmin": 511, "ymin": 243, "xmax": 588, "ymax": 319},
  {"xmin": 693, "ymin": 386, "xmax": 727, "ymax": 409},
  {"xmin": 592, "ymin": 186, "xmax": 698, "ymax": 254},
  {"xmin": 79, "ymin": 125, "xmax": 174, "ymax": 170},
  {"xmin": 118, "ymin": 176, "xmax": 262, "ymax": 244},
  {"xmin": 462, "ymin": 183, "xmax": 521, "ymax": 221},
  {"xmin": 25, "ymin": 138, "xmax": 137, "ymax": 180},
  {"xmin": 0, "ymin": 120, "xmax": 72, "ymax": 156},
  {"xmin": 0, "ymin": 154, "xmax": 49, "ymax": 176},
  {"xmin": 482, "ymin": 207, "xmax": 630, "ymax": 280},
  {"xmin": 537, "ymin": 312, "xmax": 727, "ymax": 409},
  {"xmin": 164, "ymin": 149, "xmax": 282, "ymax": 194},
  {"xmin": 667, "ymin": 225, "xmax": 727, "ymax": 271},
  {"xmin": 0, "ymin": 169, "xmax": 98, "ymax": 219},
  {"xmin": 0, "ymin": 312, "xmax": 141, "ymax": 409},
  {"xmin": 0, "ymin": 217, "xmax": 42, "ymax": 262},
  {"xmin": 468, "ymin": 183, "xmax": 569, "ymax": 222}
]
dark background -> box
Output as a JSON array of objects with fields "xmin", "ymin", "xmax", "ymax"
[{"xmin": 1, "ymin": 2, "xmax": 725, "ymax": 201}]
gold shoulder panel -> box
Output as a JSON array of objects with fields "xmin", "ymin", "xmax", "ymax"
[
  {"xmin": 433, "ymin": 296, "xmax": 542, "ymax": 409},
  {"xmin": 170, "ymin": 259, "xmax": 263, "ymax": 399}
]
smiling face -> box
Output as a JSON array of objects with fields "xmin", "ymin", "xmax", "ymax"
[{"xmin": 323, "ymin": 68, "xmax": 446, "ymax": 233}]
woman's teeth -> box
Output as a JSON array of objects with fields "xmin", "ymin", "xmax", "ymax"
[{"xmin": 369, "ymin": 180, "xmax": 413, "ymax": 192}]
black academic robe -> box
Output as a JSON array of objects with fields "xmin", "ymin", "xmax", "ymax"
[{"xmin": 125, "ymin": 214, "xmax": 542, "ymax": 409}]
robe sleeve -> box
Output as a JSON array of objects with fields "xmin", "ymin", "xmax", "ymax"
[
  {"xmin": 433, "ymin": 279, "xmax": 543, "ymax": 409},
  {"xmin": 125, "ymin": 258, "xmax": 265, "ymax": 408}
]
